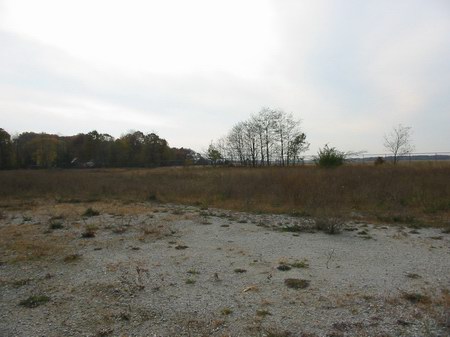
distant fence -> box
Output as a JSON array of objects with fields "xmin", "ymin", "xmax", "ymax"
[
  {"xmin": 212, "ymin": 152, "xmax": 450, "ymax": 166},
  {"xmin": 342, "ymin": 152, "xmax": 450, "ymax": 164}
]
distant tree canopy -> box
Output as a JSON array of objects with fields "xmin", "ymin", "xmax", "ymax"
[
  {"xmin": 0, "ymin": 129, "xmax": 198, "ymax": 169},
  {"xmin": 211, "ymin": 107, "xmax": 309, "ymax": 166}
]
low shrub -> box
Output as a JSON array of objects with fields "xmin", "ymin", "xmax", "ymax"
[
  {"xmin": 315, "ymin": 216, "xmax": 343, "ymax": 234},
  {"xmin": 314, "ymin": 144, "xmax": 346, "ymax": 168}
]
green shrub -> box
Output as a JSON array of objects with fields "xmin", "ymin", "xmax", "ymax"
[{"xmin": 314, "ymin": 144, "xmax": 345, "ymax": 168}]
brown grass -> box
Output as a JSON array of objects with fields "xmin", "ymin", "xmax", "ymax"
[
  {"xmin": 0, "ymin": 223, "xmax": 68, "ymax": 262},
  {"xmin": 0, "ymin": 165, "xmax": 449, "ymax": 227}
]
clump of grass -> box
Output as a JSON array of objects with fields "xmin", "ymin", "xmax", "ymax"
[
  {"xmin": 12, "ymin": 278, "xmax": 32, "ymax": 288},
  {"xmin": 406, "ymin": 273, "xmax": 421, "ymax": 279},
  {"xmin": 63, "ymin": 254, "xmax": 82, "ymax": 262},
  {"xmin": 175, "ymin": 245, "xmax": 188, "ymax": 250},
  {"xmin": 83, "ymin": 207, "xmax": 100, "ymax": 217},
  {"xmin": 277, "ymin": 264, "xmax": 291, "ymax": 271},
  {"xmin": 19, "ymin": 295, "xmax": 50, "ymax": 308},
  {"xmin": 234, "ymin": 268, "xmax": 247, "ymax": 273},
  {"xmin": 81, "ymin": 225, "xmax": 96, "ymax": 238},
  {"xmin": 264, "ymin": 327, "xmax": 292, "ymax": 337},
  {"xmin": 185, "ymin": 278, "xmax": 196, "ymax": 284},
  {"xmin": 221, "ymin": 307, "xmax": 233, "ymax": 315},
  {"xmin": 200, "ymin": 218, "xmax": 211, "ymax": 225},
  {"xmin": 290, "ymin": 259, "xmax": 309, "ymax": 269},
  {"xmin": 256, "ymin": 309, "xmax": 271, "ymax": 317},
  {"xmin": 281, "ymin": 224, "xmax": 307, "ymax": 233},
  {"xmin": 402, "ymin": 292, "xmax": 431, "ymax": 304},
  {"xmin": 49, "ymin": 220, "xmax": 64, "ymax": 230},
  {"xmin": 284, "ymin": 278, "xmax": 310, "ymax": 289},
  {"xmin": 112, "ymin": 226, "xmax": 127, "ymax": 234},
  {"xmin": 315, "ymin": 216, "xmax": 343, "ymax": 234},
  {"xmin": 187, "ymin": 269, "xmax": 200, "ymax": 275}
]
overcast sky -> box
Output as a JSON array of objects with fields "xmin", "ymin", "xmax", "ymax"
[{"xmin": 1, "ymin": 0, "xmax": 449, "ymax": 154}]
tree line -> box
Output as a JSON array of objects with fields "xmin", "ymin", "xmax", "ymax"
[
  {"xmin": 207, "ymin": 107, "xmax": 309, "ymax": 166},
  {"xmin": 0, "ymin": 129, "xmax": 198, "ymax": 169}
]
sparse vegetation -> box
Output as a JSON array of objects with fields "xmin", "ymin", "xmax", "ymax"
[
  {"xmin": 402, "ymin": 292, "xmax": 431, "ymax": 304},
  {"xmin": 290, "ymin": 259, "xmax": 309, "ymax": 269},
  {"xmin": 315, "ymin": 216, "xmax": 343, "ymax": 234},
  {"xmin": 112, "ymin": 226, "xmax": 127, "ymax": 234},
  {"xmin": 406, "ymin": 273, "xmax": 421, "ymax": 279},
  {"xmin": 221, "ymin": 307, "xmax": 233, "ymax": 315},
  {"xmin": 284, "ymin": 278, "xmax": 310, "ymax": 289},
  {"xmin": 83, "ymin": 207, "xmax": 100, "ymax": 217},
  {"xmin": 256, "ymin": 309, "xmax": 272, "ymax": 317},
  {"xmin": 63, "ymin": 254, "xmax": 82, "ymax": 262},
  {"xmin": 49, "ymin": 220, "xmax": 64, "ymax": 230},
  {"xmin": 264, "ymin": 327, "xmax": 292, "ymax": 337},
  {"xmin": 12, "ymin": 278, "xmax": 32, "ymax": 288},
  {"xmin": 81, "ymin": 225, "xmax": 96, "ymax": 238},
  {"xmin": 0, "ymin": 196, "xmax": 448, "ymax": 336},
  {"xmin": 234, "ymin": 268, "xmax": 247, "ymax": 273},
  {"xmin": 277, "ymin": 264, "xmax": 291, "ymax": 271},
  {"xmin": 19, "ymin": 295, "xmax": 50, "ymax": 308},
  {"xmin": 281, "ymin": 224, "xmax": 308, "ymax": 233}
]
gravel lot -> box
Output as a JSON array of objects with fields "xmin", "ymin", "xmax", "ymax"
[{"xmin": 0, "ymin": 201, "xmax": 449, "ymax": 337}]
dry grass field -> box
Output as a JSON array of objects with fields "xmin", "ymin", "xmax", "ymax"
[{"xmin": 0, "ymin": 164, "xmax": 449, "ymax": 228}]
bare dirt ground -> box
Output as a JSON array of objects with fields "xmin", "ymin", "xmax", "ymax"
[{"xmin": 0, "ymin": 200, "xmax": 449, "ymax": 337}]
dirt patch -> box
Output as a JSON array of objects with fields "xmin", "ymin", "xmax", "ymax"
[{"xmin": 0, "ymin": 201, "xmax": 449, "ymax": 337}]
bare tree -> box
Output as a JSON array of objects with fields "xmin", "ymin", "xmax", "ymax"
[
  {"xmin": 217, "ymin": 107, "xmax": 308, "ymax": 167},
  {"xmin": 227, "ymin": 122, "xmax": 246, "ymax": 165},
  {"xmin": 250, "ymin": 114, "xmax": 265, "ymax": 166},
  {"xmin": 383, "ymin": 124, "xmax": 414, "ymax": 164},
  {"xmin": 243, "ymin": 121, "xmax": 258, "ymax": 167},
  {"xmin": 257, "ymin": 107, "xmax": 279, "ymax": 166}
]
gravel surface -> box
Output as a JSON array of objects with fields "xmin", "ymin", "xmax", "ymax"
[{"xmin": 0, "ymin": 201, "xmax": 449, "ymax": 337}]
